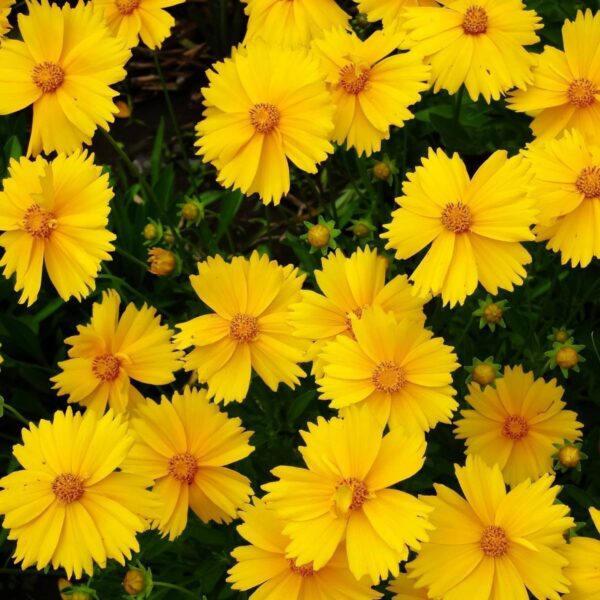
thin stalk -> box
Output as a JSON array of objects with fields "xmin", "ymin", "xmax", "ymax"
[
  {"xmin": 153, "ymin": 581, "xmax": 199, "ymax": 599},
  {"xmin": 264, "ymin": 204, "xmax": 273, "ymax": 254},
  {"xmin": 116, "ymin": 246, "xmax": 149, "ymax": 270},
  {"xmin": 453, "ymin": 86, "xmax": 465, "ymax": 125},
  {"xmin": 3, "ymin": 404, "xmax": 29, "ymax": 426}
]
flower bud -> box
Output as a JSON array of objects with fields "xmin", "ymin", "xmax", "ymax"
[
  {"xmin": 123, "ymin": 569, "xmax": 146, "ymax": 596},
  {"xmin": 472, "ymin": 363, "xmax": 496, "ymax": 386},
  {"xmin": 558, "ymin": 445, "xmax": 581, "ymax": 469},
  {"xmin": 373, "ymin": 162, "xmax": 391, "ymax": 181},
  {"xmin": 181, "ymin": 202, "xmax": 200, "ymax": 222},
  {"xmin": 307, "ymin": 224, "xmax": 330, "ymax": 249},
  {"xmin": 483, "ymin": 303, "xmax": 503, "ymax": 324},
  {"xmin": 143, "ymin": 223, "xmax": 159, "ymax": 241},
  {"xmin": 352, "ymin": 222, "xmax": 370, "ymax": 238},
  {"xmin": 556, "ymin": 346, "xmax": 579, "ymax": 370},
  {"xmin": 148, "ymin": 248, "xmax": 176, "ymax": 276},
  {"xmin": 58, "ymin": 579, "xmax": 91, "ymax": 600}
]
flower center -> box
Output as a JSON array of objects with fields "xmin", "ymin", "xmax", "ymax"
[
  {"xmin": 502, "ymin": 415, "xmax": 529, "ymax": 440},
  {"xmin": 576, "ymin": 166, "xmax": 600, "ymax": 198},
  {"xmin": 344, "ymin": 305, "xmax": 368, "ymax": 337},
  {"xmin": 289, "ymin": 559, "xmax": 315, "ymax": 577},
  {"xmin": 462, "ymin": 5, "xmax": 488, "ymax": 35},
  {"xmin": 339, "ymin": 64, "xmax": 370, "ymax": 95},
  {"xmin": 249, "ymin": 103, "xmax": 280, "ymax": 134},
  {"xmin": 168, "ymin": 452, "xmax": 198, "ymax": 484},
  {"xmin": 229, "ymin": 313, "xmax": 259, "ymax": 342},
  {"xmin": 441, "ymin": 202, "xmax": 472, "ymax": 233},
  {"xmin": 372, "ymin": 361, "xmax": 406, "ymax": 393},
  {"xmin": 480, "ymin": 525, "xmax": 509, "ymax": 557},
  {"xmin": 568, "ymin": 78, "xmax": 597, "ymax": 108},
  {"xmin": 22, "ymin": 204, "xmax": 57, "ymax": 239},
  {"xmin": 115, "ymin": 0, "xmax": 140, "ymax": 14},
  {"xmin": 92, "ymin": 353, "xmax": 121, "ymax": 382},
  {"xmin": 334, "ymin": 478, "xmax": 369, "ymax": 516},
  {"xmin": 32, "ymin": 62, "xmax": 65, "ymax": 93},
  {"xmin": 52, "ymin": 473, "xmax": 84, "ymax": 504}
]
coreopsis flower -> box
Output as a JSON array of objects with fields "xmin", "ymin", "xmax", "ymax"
[
  {"xmin": 242, "ymin": 0, "xmax": 350, "ymax": 47},
  {"xmin": 354, "ymin": 0, "xmax": 438, "ymax": 28},
  {"xmin": 122, "ymin": 387, "xmax": 254, "ymax": 540},
  {"xmin": 508, "ymin": 10, "xmax": 600, "ymax": 142},
  {"xmin": 311, "ymin": 28, "xmax": 430, "ymax": 156},
  {"xmin": 290, "ymin": 246, "xmax": 426, "ymax": 377},
  {"xmin": 175, "ymin": 252, "xmax": 306, "ymax": 403},
  {"xmin": 319, "ymin": 307, "xmax": 458, "ymax": 433},
  {"xmin": 52, "ymin": 289, "xmax": 183, "ymax": 414},
  {"xmin": 401, "ymin": 0, "xmax": 541, "ymax": 102},
  {"xmin": 388, "ymin": 574, "xmax": 429, "ymax": 599},
  {"xmin": 0, "ymin": 152, "xmax": 115, "ymax": 306},
  {"xmin": 93, "ymin": 0, "xmax": 184, "ymax": 49},
  {"xmin": 0, "ymin": 408, "xmax": 158, "ymax": 578},
  {"xmin": 0, "ymin": 0, "xmax": 14, "ymax": 38},
  {"xmin": 454, "ymin": 366, "xmax": 582, "ymax": 487},
  {"xmin": 382, "ymin": 149, "xmax": 537, "ymax": 307},
  {"xmin": 408, "ymin": 456, "xmax": 574, "ymax": 599},
  {"xmin": 262, "ymin": 405, "xmax": 432, "ymax": 584},
  {"xmin": 227, "ymin": 498, "xmax": 380, "ymax": 599},
  {"xmin": 524, "ymin": 129, "xmax": 600, "ymax": 267},
  {"xmin": 148, "ymin": 247, "xmax": 176, "ymax": 276},
  {"xmin": 196, "ymin": 41, "xmax": 334, "ymax": 205},
  {"xmin": 0, "ymin": 0, "xmax": 130, "ymax": 155}
]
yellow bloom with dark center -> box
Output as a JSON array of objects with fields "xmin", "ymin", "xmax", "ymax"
[
  {"xmin": 52, "ymin": 289, "xmax": 183, "ymax": 414},
  {"xmin": 0, "ymin": 408, "xmax": 158, "ymax": 579},
  {"xmin": 401, "ymin": 0, "xmax": 541, "ymax": 102},
  {"xmin": 0, "ymin": 152, "xmax": 115, "ymax": 306},
  {"xmin": 175, "ymin": 252, "xmax": 307, "ymax": 404},
  {"xmin": 454, "ymin": 365, "xmax": 582, "ymax": 488},
  {"xmin": 196, "ymin": 41, "xmax": 334, "ymax": 205},
  {"xmin": 354, "ymin": 0, "xmax": 438, "ymax": 29},
  {"xmin": 262, "ymin": 405, "xmax": 432, "ymax": 584},
  {"xmin": 508, "ymin": 10, "xmax": 600, "ymax": 142},
  {"xmin": 290, "ymin": 246, "xmax": 427, "ymax": 377},
  {"xmin": 122, "ymin": 387, "xmax": 254, "ymax": 540},
  {"xmin": 408, "ymin": 456, "xmax": 574, "ymax": 599},
  {"xmin": 319, "ymin": 307, "xmax": 458, "ymax": 433},
  {"xmin": 312, "ymin": 28, "xmax": 430, "ymax": 156},
  {"xmin": 0, "ymin": 0, "xmax": 14, "ymax": 38},
  {"xmin": 227, "ymin": 498, "xmax": 380, "ymax": 599},
  {"xmin": 382, "ymin": 148, "xmax": 538, "ymax": 307},
  {"xmin": 0, "ymin": 0, "xmax": 131, "ymax": 155},
  {"xmin": 524, "ymin": 129, "xmax": 600, "ymax": 268},
  {"xmin": 388, "ymin": 573, "xmax": 430, "ymax": 599}
]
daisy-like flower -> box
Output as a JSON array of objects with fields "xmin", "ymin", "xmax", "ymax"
[
  {"xmin": 0, "ymin": 152, "xmax": 115, "ymax": 306},
  {"xmin": 508, "ymin": 10, "xmax": 600, "ymax": 142},
  {"xmin": 319, "ymin": 307, "xmax": 458, "ymax": 433},
  {"xmin": 0, "ymin": 0, "xmax": 131, "ymax": 156},
  {"xmin": 122, "ymin": 387, "xmax": 254, "ymax": 540},
  {"xmin": 93, "ymin": 0, "xmax": 184, "ymax": 49},
  {"xmin": 52, "ymin": 289, "xmax": 183, "ymax": 414},
  {"xmin": 242, "ymin": 0, "xmax": 350, "ymax": 47},
  {"xmin": 382, "ymin": 148, "xmax": 538, "ymax": 307},
  {"xmin": 196, "ymin": 40, "xmax": 334, "ymax": 205},
  {"xmin": 290, "ymin": 246, "xmax": 427, "ymax": 377},
  {"xmin": 262, "ymin": 405, "xmax": 432, "ymax": 584},
  {"xmin": 388, "ymin": 574, "xmax": 429, "ymax": 599},
  {"xmin": 311, "ymin": 28, "xmax": 430, "ymax": 156},
  {"xmin": 175, "ymin": 252, "xmax": 306, "ymax": 404},
  {"xmin": 524, "ymin": 129, "xmax": 600, "ymax": 267},
  {"xmin": 408, "ymin": 456, "xmax": 574, "ymax": 600},
  {"xmin": 0, "ymin": 0, "xmax": 14, "ymax": 38},
  {"xmin": 0, "ymin": 408, "xmax": 158, "ymax": 578},
  {"xmin": 227, "ymin": 498, "xmax": 380, "ymax": 599},
  {"xmin": 354, "ymin": 0, "xmax": 438, "ymax": 29},
  {"xmin": 401, "ymin": 0, "xmax": 542, "ymax": 102},
  {"xmin": 454, "ymin": 365, "xmax": 582, "ymax": 488}
]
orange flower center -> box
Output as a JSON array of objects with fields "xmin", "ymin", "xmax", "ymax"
[
  {"xmin": 480, "ymin": 525, "xmax": 509, "ymax": 557},
  {"xmin": 334, "ymin": 478, "xmax": 369, "ymax": 515},
  {"xmin": 115, "ymin": 0, "xmax": 140, "ymax": 14},
  {"xmin": 441, "ymin": 202, "xmax": 472, "ymax": 233},
  {"xmin": 230, "ymin": 313, "xmax": 259, "ymax": 343},
  {"xmin": 289, "ymin": 559, "xmax": 315, "ymax": 577},
  {"xmin": 502, "ymin": 415, "xmax": 529, "ymax": 440},
  {"xmin": 32, "ymin": 62, "xmax": 65, "ymax": 93},
  {"xmin": 576, "ymin": 165, "xmax": 600, "ymax": 198},
  {"xmin": 249, "ymin": 103, "xmax": 280, "ymax": 134},
  {"xmin": 52, "ymin": 473, "xmax": 84, "ymax": 504},
  {"xmin": 568, "ymin": 78, "xmax": 597, "ymax": 108},
  {"xmin": 339, "ymin": 64, "xmax": 370, "ymax": 95},
  {"xmin": 92, "ymin": 353, "xmax": 121, "ymax": 382},
  {"xmin": 372, "ymin": 361, "xmax": 406, "ymax": 393},
  {"xmin": 22, "ymin": 204, "xmax": 57, "ymax": 239},
  {"xmin": 462, "ymin": 5, "xmax": 488, "ymax": 35},
  {"xmin": 168, "ymin": 452, "xmax": 198, "ymax": 484}
]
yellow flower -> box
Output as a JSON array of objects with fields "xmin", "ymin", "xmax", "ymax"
[
  {"xmin": 0, "ymin": 407, "xmax": 158, "ymax": 578},
  {"xmin": 311, "ymin": 28, "xmax": 430, "ymax": 156},
  {"xmin": 388, "ymin": 573, "xmax": 430, "ymax": 599},
  {"xmin": 408, "ymin": 456, "xmax": 574, "ymax": 599},
  {"xmin": 290, "ymin": 246, "xmax": 426, "ymax": 377},
  {"xmin": 0, "ymin": 152, "xmax": 115, "ymax": 306},
  {"xmin": 354, "ymin": 0, "xmax": 438, "ymax": 29},
  {"xmin": 0, "ymin": 0, "xmax": 130, "ymax": 156},
  {"xmin": 401, "ymin": 0, "xmax": 541, "ymax": 102},
  {"xmin": 524, "ymin": 129, "xmax": 600, "ymax": 267},
  {"xmin": 382, "ymin": 148, "xmax": 537, "ymax": 307},
  {"xmin": 148, "ymin": 247, "xmax": 176, "ymax": 276},
  {"xmin": 122, "ymin": 386, "xmax": 254, "ymax": 540},
  {"xmin": 0, "ymin": 0, "xmax": 14, "ymax": 38},
  {"xmin": 227, "ymin": 498, "xmax": 380, "ymax": 599},
  {"xmin": 562, "ymin": 508, "xmax": 600, "ymax": 599},
  {"xmin": 196, "ymin": 41, "xmax": 334, "ymax": 205},
  {"xmin": 454, "ymin": 365, "xmax": 582, "ymax": 488},
  {"xmin": 242, "ymin": 0, "xmax": 350, "ymax": 47},
  {"xmin": 175, "ymin": 252, "xmax": 306, "ymax": 404},
  {"xmin": 262, "ymin": 405, "xmax": 432, "ymax": 584},
  {"xmin": 52, "ymin": 289, "xmax": 183, "ymax": 414},
  {"xmin": 508, "ymin": 10, "xmax": 600, "ymax": 142}
]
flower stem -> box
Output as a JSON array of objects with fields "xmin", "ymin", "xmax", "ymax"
[
  {"xmin": 3, "ymin": 404, "xmax": 29, "ymax": 426},
  {"xmin": 153, "ymin": 581, "xmax": 199, "ymax": 598},
  {"xmin": 453, "ymin": 86, "xmax": 465, "ymax": 125}
]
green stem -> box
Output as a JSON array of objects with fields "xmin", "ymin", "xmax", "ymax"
[
  {"xmin": 153, "ymin": 581, "xmax": 199, "ymax": 598},
  {"xmin": 116, "ymin": 246, "xmax": 149, "ymax": 270},
  {"xmin": 264, "ymin": 204, "xmax": 273, "ymax": 254},
  {"xmin": 4, "ymin": 404, "xmax": 29, "ymax": 426},
  {"xmin": 453, "ymin": 86, "xmax": 465, "ymax": 125}
]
